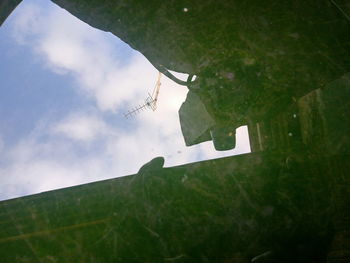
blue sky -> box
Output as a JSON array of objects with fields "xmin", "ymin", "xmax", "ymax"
[{"xmin": 0, "ymin": 0, "xmax": 250, "ymax": 200}]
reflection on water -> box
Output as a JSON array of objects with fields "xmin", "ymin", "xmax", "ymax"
[
  {"xmin": 0, "ymin": 0, "xmax": 349, "ymax": 262},
  {"xmin": 0, "ymin": 0, "xmax": 250, "ymax": 201}
]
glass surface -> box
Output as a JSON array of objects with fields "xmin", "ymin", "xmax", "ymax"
[{"xmin": 0, "ymin": 0, "xmax": 349, "ymax": 262}]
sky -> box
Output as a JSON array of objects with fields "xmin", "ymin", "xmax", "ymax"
[{"xmin": 0, "ymin": 0, "xmax": 250, "ymax": 201}]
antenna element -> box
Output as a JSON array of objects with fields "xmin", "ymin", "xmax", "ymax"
[{"xmin": 124, "ymin": 72, "xmax": 162, "ymax": 118}]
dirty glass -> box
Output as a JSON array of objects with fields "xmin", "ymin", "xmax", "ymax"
[{"xmin": 0, "ymin": 0, "xmax": 349, "ymax": 262}]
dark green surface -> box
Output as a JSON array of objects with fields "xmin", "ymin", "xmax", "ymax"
[
  {"xmin": 0, "ymin": 0, "xmax": 22, "ymax": 26},
  {"xmin": 51, "ymin": 0, "xmax": 350, "ymax": 125},
  {"xmin": 0, "ymin": 152, "xmax": 345, "ymax": 262}
]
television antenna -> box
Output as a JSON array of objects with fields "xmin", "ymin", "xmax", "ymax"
[{"xmin": 124, "ymin": 72, "xmax": 162, "ymax": 118}]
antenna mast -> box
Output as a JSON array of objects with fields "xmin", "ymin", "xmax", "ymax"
[{"xmin": 124, "ymin": 72, "xmax": 162, "ymax": 118}]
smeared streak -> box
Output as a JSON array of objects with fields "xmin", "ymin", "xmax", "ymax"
[{"xmin": 0, "ymin": 218, "xmax": 109, "ymax": 243}]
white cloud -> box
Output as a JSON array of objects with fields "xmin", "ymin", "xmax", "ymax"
[
  {"xmin": 10, "ymin": 1, "xmax": 44, "ymax": 43},
  {"xmin": 51, "ymin": 113, "xmax": 112, "ymax": 142},
  {"xmin": 11, "ymin": 2, "xmax": 155, "ymax": 112}
]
